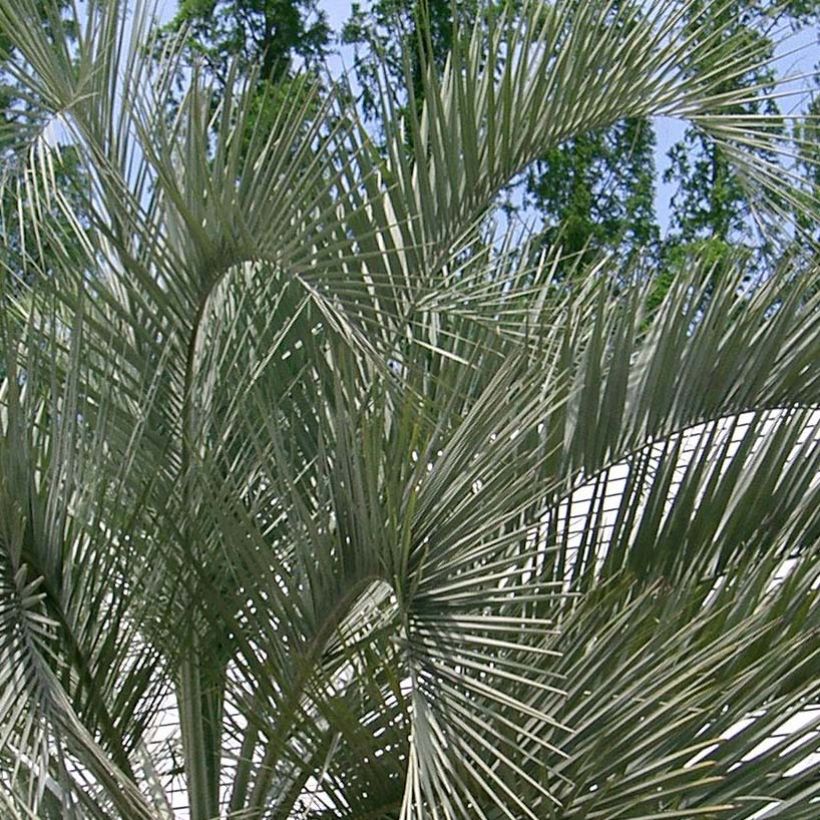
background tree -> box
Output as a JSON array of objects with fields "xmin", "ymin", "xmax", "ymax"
[
  {"xmin": 341, "ymin": 0, "xmax": 479, "ymax": 123},
  {"xmin": 664, "ymin": 1, "xmax": 819, "ymax": 252},
  {"xmin": 526, "ymin": 115, "xmax": 659, "ymax": 263},
  {"xmin": 343, "ymin": 0, "xmax": 819, "ymax": 267},
  {"xmin": 795, "ymin": 68, "xmax": 820, "ymax": 245},
  {"xmin": 156, "ymin": 0, "xmax": 333, "ymax": 153},
  {"xmin": 161, "ymin": 0, "xmax": 331, "ymax": 85}
]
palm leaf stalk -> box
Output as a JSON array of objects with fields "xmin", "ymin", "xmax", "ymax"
[{"xmin": 0, "ymin": 0, "xmax": 818, "ymax": 817}]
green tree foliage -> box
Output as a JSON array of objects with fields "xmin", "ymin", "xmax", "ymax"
[
  {"xmin": 342, "ymin": 0, "xmax": 479, "ymax": 122},
  {"xmin": 526, "ymin": 117, "xmax": 659, "ymax": 263},
  {"xmin": 156, "ymin": 0, "xmax": 333, "ymax": 157},
  {"xmin": 343, "ymin": 0, "xmax": 819, "ymax": 267},
  {"xmin": 1, "ymin": 1, "xmax": 819, "ymax": 818},
  {"xmin": 664, "ymin": 1, "xmax": 818, "ymax": 243},
  {"xmin": 162, "ymin": 0, "xmax": 331, "ymax": 84},
  {"xmin": 522, "ymin": 0, "xmax": 660, "ymax": 265},
  {"xmin": 794, "ymin": 75, "xmax": 820, "ymax": 244},
  {"xmin": 342, "ymin": 1, "xmax": 660, "ymax": 270},
  {"xmin": 155, "ymin": 0, "xmax": 334, "ymax": 201}
]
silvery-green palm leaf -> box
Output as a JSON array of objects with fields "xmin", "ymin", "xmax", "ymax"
[{"xmin": 0, "ymin": 0, "xmax": 818, "ymax": 818}]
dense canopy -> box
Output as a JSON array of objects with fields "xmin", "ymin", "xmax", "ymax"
[{"xmin": 0, "ymin": 0, "xmax": 819, "ymax": 817}]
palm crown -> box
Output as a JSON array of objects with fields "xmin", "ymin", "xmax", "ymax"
[{"xmin": 0, "ymin": 0, "xmax": 819, "ymax": 817}]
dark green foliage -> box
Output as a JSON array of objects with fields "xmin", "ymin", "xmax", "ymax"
[
  {"xmin": 527, "ymin": 117, "xmax": 659, "ymax": 265},
  {"xmin": 342, "ymin": 0, "xmax": 480, "ymax": 122},
  {"xmin": 663, "ymin": 0, "xmax": 782, "ymax": 246},
  {"xmin": 162, "ymin": 0, "xmax": 331, "ymax": 84},
  {"xmin": 157, "ymin": 0, "xmax": 818, "ymax": 272},
  {"xmin": 794, "ymin": 82, "xmax": 820, "ymax": 243}
]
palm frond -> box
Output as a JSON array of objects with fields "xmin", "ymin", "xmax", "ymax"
[{"xmin": 0, "ymin": 0, "xmax": 817, "ymax": 816}]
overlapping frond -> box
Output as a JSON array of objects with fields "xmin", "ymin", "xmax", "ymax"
[{"xmin": 0, "ymin": 0, "xmax": 817, "ymax": 817}]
